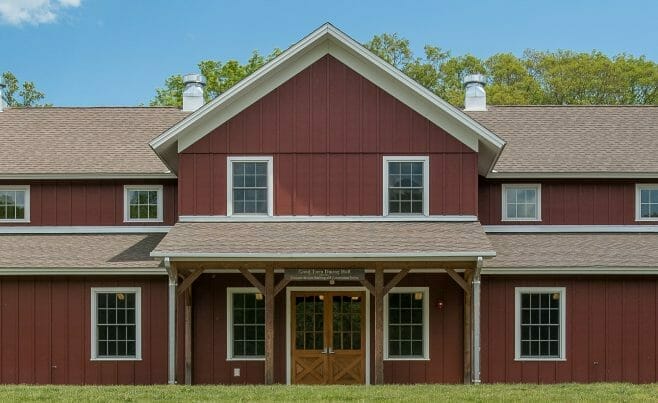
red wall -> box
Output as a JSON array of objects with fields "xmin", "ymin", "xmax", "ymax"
[
  {"xmin": 479, "ymin": 179, "xmax": 652, "ymax": 225},
  {"xmin": 179, "ymin": 55, "xmax": 478, "ymax": 216},
  {"xmin": 0, "ymin": 277, "xmax": 168, "ymax": 385},
  {"xmin": 481, "ymin": 276, "xmax": 658, "ymax": 383},
  {"xmin": 0, "ymin": 180, "xmax": 177, "ymax": 226}
]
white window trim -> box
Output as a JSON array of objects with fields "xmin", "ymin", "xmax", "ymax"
[
  {"xmin": 514, "ymin": 286, "xmax": 566, "ymax": 361},
  {"xmin": 635, "ymin": 184, "xmax": 658, "ymax": 222},
  {"xmin": 227, "ymin": 156, "xmax": 274, "ymax": 217},
  {"xmin": 0, "ymin": 185, "xmax": 30, "ymax": 223},
  {"xmin": 382, "ymin": 156, "xmax": 430, "ymax": 217},
  {"xmin": 226, "ymin": 287, "xmax": 265, "ymax": 361},
  {"xmin": 123, "ymin": 185, "xmax": 164, "ymax": 223},
  {"xmin": 383, "ymin": 286, "xmax": 430, "ymax": 361},
  {"xmin": 90, "ymin": 287, "xmax": 142, "ymax": 361},
  {"xmin": 501, "ymin": 183, "xmax": 542, "ymax": 222}
]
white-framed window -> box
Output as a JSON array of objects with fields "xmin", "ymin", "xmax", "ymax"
[
  {"xmin": 502, "ymin": 184, "xmax": 541, "ymax": 221},
  {"xmin": 227, "ymin": 156, "xmax": 274, "ymax": 216},
  {"xmin": 123, "ymin": 185, "xmax": 163, "ymax": 223},
  {"xmin": 384, "ymin": 287, "xmax": 429, "ymax": 360},
  {"xmin": 0, "ymin": 185, "xmax": 30, "ymax": 223},
  {"xmin": 636, "ymin": 184, "xmax": 658, "ymax": 221},
  {"xmin": 91, "ymin": 287, "xmax": 142, "ymax": 361},
  {"xmin": 227, "ymin": 287, "xmax": 265, "ymax": 360},
  {"xmin": 383, "ymin": 156, "xmax": 429, "ymax": 216},
  {"xmin": 515, "ymin": 287, "xmax": 566, "ymax": 361}
]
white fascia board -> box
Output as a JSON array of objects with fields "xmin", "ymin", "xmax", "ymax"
[
  {"xmin": 487, "ymin": 171, "xmax": 658, "ymax": 179},
  {"xmin": 0, "ymin": 268, "xmax": 166, "ymax": 276},
  {"xmin": 0, "ymin": 226, "xmax": 171, "ymax": 234},
  {"xmin": 152, "ymin": 251, "xmax": 496, "ymax": 260},
  {"xmin": 485, "ymin": 225, "xmax": 658, "ymax": 233},
  {"xmin": 484, "ymin": 267, "xmax": 658, "ymax": 275},
  {"xmin": 0, "ymin": 173, "xmax": 176, "ymax": 180},
  {"xmin": 178, "ymin": 215, "xmax": 478, "ymax": 223}
]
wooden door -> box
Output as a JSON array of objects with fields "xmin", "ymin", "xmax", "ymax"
[{"xmin": 291, "ymin": 291, "xmax": 366, "ymax": 384}]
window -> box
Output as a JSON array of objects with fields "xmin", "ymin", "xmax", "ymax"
[
  {"xmin": 227, "ymin": 156, "xmax": 273, "ymax": 216},
  {"xmin": 0, "ymin": 185, "xmax": 29, "ymax": 222},
  {"xmin": 515, "ymin": 287, "xmax": 566, "ymax": 361},
  {"xmin": 383, "ymin": 156, "xmax": 429, "ymax": 216},
  {"xmin": 636, "ymin": 184, "xmax": 658, "ymax": 221},
  {"xmin": 124, "ymin": 185, "xmax": 163, "ymax": 222},
  {"xmin": 227, "ymin": 288, "xmax": 265, "ymax": 360},
  {"xmin": 502, "ymin": 184, "xmax": 541, "ymax": 221},
  {"xmin": 384, "ymin": 287, "xmax": 429, "ymax": 360},
  {"xmin": 91, "ymin": 287, "xmax": 141, "ymax": 360}
]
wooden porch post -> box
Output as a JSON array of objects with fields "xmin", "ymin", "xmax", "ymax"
[
  {"xmin": 374, "ymin": 268, "xmax": 384, "ymax": 385},
  {"xmin": 184, "ymin": 289, "xmax": 193, "ymax": 385},
  {"xmin": 264, "ymin": 266, "xmax": 275, "ymax": 385},
  {"xmin": 463, "ymin": 270, "xmax": 473, "ymax": 384}
]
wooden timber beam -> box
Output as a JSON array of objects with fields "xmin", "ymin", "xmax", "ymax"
[
  {"xmin": 383, "ymin": 268, "xmax": 410, "ymax": 295},
  {"xmin": 239, "ymin": 267, "xmax": 266, "ymax": 294},
  {"xmin": 264, "ymin": 267, "xmax": 275, "ymax": 385},
  {"xmin": 445, "ymin": 268, "xmax": 471, "ymax": 296},
  {"xmin": 374, "ymin": 268, "xmax": 385, "ymax": 385},
  {"xmin": 463, "ymin": 270, "xmax": 474, "ymax": 384},
  {"xmin": 273, "ymin": 277, "xmax": 291, "ymax": 297},
  {"xmin": 184, "ymin": 289, "xmax": 193, "ymax": 385},
  {"xmin": 177, "ymin": 268, "xmax": 205, "ymax": 296},
  {"xmin": 359, "ymin": 279, "xmax": 375, "ymax": 295}
]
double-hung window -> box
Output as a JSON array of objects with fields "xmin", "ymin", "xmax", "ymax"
[
  {"xmin": 636, "ymin": 184, "xmax": 658, "ymax": 221},
  {"xmin": 0, "ymin": 185, "xmax": 29, "ymax": 222},
  {"xmin": 502, "ymin": 184, "xmax": 541, "ymax": 221},
  {"xmin": 515, "ymin": 287, "xmax": 566, "ymax": 361},
  {"xmin": 227, "ymin": 156, "xmax": 273, "ymax": 216},
  {"xmin": 384, "ymin": 287, "xmax": 429, "ymax": 360},
  {"xmin": 383, "ymin": 156, "xmax": 429, "ymax": 216},
  {"xmin": 124, "ymin": 185, "xmax": 163, "ymax": 222},
  {"xmin": 91, "ymin": 287, "xmax": 141, "ymax": 360},
  {"xmin": 227, "ymin": 288, "xmax": 265, "ymax": 360}
]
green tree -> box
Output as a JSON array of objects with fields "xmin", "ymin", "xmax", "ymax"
[{"xmin": 2, "ymin": 71, "xmax": 48, "ymax": 107}]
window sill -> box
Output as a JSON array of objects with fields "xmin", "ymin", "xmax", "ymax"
[
  {"xmin": 514, "ymin": 357, "xmax": 566, "ymax": 362},
  {"xmin": 0, "ymin": 219, "xmax": 30, "ymax": 224},
  {"xmin": 90, "ymin": 357, "xmax": 142, "ymax": 361},
  {"xmin": 635, "ymin": 218, "xmax": 658, "ymax": 222},
  {"xmin": 501, "ymin": 218, "xmax": 542, "ymax": 222},
  {"xmin": 123, "ymin": 219, "xmax": 164, "ymax": 223},
  {"xmin": 384, "ymin": 357, "xmax": 430, "ymax": 361},
  {"xmin": 227, "ymin": 357, "xmax": 265, "ymax": 361}
]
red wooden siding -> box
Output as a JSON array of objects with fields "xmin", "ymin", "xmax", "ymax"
[
  {"xmin": 481, "ymin": 276, "xmax": 658, "ymax": 383},
  {"xmin": 0, "ymin": 180, "xmax": 177, "ymax": 226},
  {"xmin": 179, "ymin": 55, "xmax": 478, "ymax": 216},
  {"xmin": 479, "ymin": 179, "xmax": 651, "ymax": 225},
  {"xmin": 0, "ymin": 277, "xmax": 168, "ymax": 385}
]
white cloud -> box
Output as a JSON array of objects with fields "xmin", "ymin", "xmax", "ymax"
[{"xmin": 0, "ymin": 0, "xmax": 82, "ymax": 26}]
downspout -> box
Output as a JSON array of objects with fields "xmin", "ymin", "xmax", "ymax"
[
  {"xmin": 165, "ymin": 257, "xmax": 177, "ymax": 384},
  {"xmin": 472, "ymin": 256, "xmax": 483, "ymax": 384}
]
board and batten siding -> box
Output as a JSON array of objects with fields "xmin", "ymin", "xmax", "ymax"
[
  {"xmin": 0, "ymin": 277, "xmax": 168, "ymax": 384},
  {"xmin": 178, "ymin": 55, "xmax": 478, "ymax": 217},
  {"xmin": 0, "ymin": 180, "xmax": 177, "ymax": 226},
  {"xmin": 481, "ymin": 276, "xmax": 658, "ymax": 383},
  {"xmin": 479, "ymin": 179, "xmax": 654, "ymax": 225}
]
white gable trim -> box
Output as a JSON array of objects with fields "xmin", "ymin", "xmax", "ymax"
[{"xmin": 150, "ymin": 24, "xmax": 504, "ymax": 174}]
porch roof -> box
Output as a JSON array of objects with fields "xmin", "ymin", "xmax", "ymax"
[{"xmin": 151, "ymin": 221, "xmax": 495, "ymax": 261}]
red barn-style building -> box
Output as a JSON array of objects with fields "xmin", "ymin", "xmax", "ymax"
[{"xmin": 1, "ymin": 24, "xmax": 658, "ymax": 385}]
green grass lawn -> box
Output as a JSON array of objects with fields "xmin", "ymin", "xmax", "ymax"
[{"xmin": 0, "ymin": 384, "xmax": 656, "ymax": 402}]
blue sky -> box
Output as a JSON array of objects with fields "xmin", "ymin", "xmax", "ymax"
[{"xmin": 2, "ymin": 0, "xmax": 657, "ymax": 106}]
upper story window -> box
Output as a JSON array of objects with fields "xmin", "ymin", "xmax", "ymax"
[
  {"xmin": 91, "ymin": 287, "xmax": 141, "ymax": 360},
  {"xmin": 502, "ymin": 184, "xmax": 541, "ymax": 221},
  {"xmin": 0, "ymin": 185, "xmax": 30, "ymax": 223},
  {"xmin": 636, "ymin": 184, "xmax": 658, "ymax": 221},
  {"xmin": 384, "ymin": 287, "xmax": 429, "ymax": 360},
  {"xmin": 383, "ymin": 156, "xmax": 429, "ymax": 216},
  {"xmin": 227, "ymin": 156, "xmax": 273, "ymax": 216},
  {"xmin": 515, "ymin": 287, "xmax": 566, "ymax": 361},
  {"xmin": 124, "ymin": 185, "xmax": 163, "ymax": 223}
]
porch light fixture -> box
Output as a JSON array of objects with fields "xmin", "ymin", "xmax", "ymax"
[
  {"xmin": 552, "ymin": 293, "xmax": 560, "ymax": 300},
  {"xmin": 414, "ymin": 292, "xmax": 424, "ymax": 301},
  {"xmin": 116, "ymin": 293, "xmax": 125, "ymax": 301},
  {"xmin": 255, "ymin": 293, "xmax": 263, "ymax": 301}
]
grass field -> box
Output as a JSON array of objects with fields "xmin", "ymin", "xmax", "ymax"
[{"xmin": 0, "ymin": 384, "xmax": 656, "ymax": 402}]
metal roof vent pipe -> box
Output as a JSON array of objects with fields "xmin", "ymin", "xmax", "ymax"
[
  {"xmin": 0, "ymin": 80, "xmax": 5, "ymax": 112},
  {"xmin": 463, "ymin": 74, "xmax": 487, "ymax": 111},
  {"xmin": 182, "ymin": 73, "xmax": 206, "ymax": 112}
]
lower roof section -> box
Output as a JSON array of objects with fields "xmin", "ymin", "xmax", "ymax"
[
  {"xmin": 485, "ymin": 233, "xmax": 658, "ymax": 271},
  {"xmin": 151, "ymin": 221, "xmax": 495, "ymax": 261},
  {"xmin": 0, "ymin": 233, "xmax": 165, "ymax": 270}
]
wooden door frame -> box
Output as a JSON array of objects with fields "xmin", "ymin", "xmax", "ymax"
[{"xmin": 286, "ymin": 286, "xmax": 371, "ymax": 385}]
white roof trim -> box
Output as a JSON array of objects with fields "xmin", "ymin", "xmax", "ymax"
[
  {"xmin": 0, "ymin": 268, "xmax": 166, "ymax": 276},
  {"xmin": 484, "ymin": 267, "xmax": 658, "ymax": 275},
  {"xmin": 0, "ymin": 226, "xmax": 171, "ymax": 234},
  {"xmin": 179, "ymin": 215, "xmax": 478, "ymax": 223},
  {"xmin": 0, "ymin": 173, "xmax": 176, "ymax": 180},
  {"xmin": 152, "ymin": 252, "xmax": 495, "ymax": 261},
  {"xmin": 149, "ymin": 23, "xmax": 504, "ymax": 174},
  {"xmin": 485, "ymin": 225, "xmax": 658, "ymax": 233},
  {"xmin": 487, "ymin": 172, "xmax": 658, "ymax": 179}
]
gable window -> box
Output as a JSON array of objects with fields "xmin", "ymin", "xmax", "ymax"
[
  {"xmin": 0, "ymin": 185, "xmax": 29, "ymax": 222},
  {"xmin": 636, "ymin": 184, "xmax": 658, "ymax": 221},
  {"xmin": 383, "ymin": 156, "xmax": 429, "ymax": 216},
  {"xmin": 227, "ymin": 288, "xmax": 265, "ymax": 360},
  {"xmin": 515, "ymin": 287, "xmax": 566, "ymax": 361},
  {"xmin": 384, "ymin": 287, "xmax": 429, "ymax": 360},
  {"xmin": 91, "ymin": 287, "xmax": 141, "ymax": 360},
  {"xmin": 227, "ymin": 156, "xmax": 273, "ymax": 216},
  {"xmin": 502, "ymin": 184, "xmax": 541, "ymax": 221},
  {"xmin": 124, "ymin": 185, "xmax": 163, "ymax": 222}
]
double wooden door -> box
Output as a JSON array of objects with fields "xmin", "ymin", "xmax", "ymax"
[{"xmin": 291, "ymin": 291, "xmax": 366, "ymax": 384}]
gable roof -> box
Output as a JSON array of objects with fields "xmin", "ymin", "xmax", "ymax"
[
  {"xmin": 150, "ymin": 23, "xmax": 505, "ymax": 175},
  {"xmin": 467, "ymin": 106, "xmax": 658, "ymax": 178},
  {"xmin": 0, "ymin": 107, "xmax": 188, "ymax": 179}
]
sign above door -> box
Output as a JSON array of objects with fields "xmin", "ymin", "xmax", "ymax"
[{"xmin": 285, "ymin": 268, "xmax": 365, "ymax": 282}]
